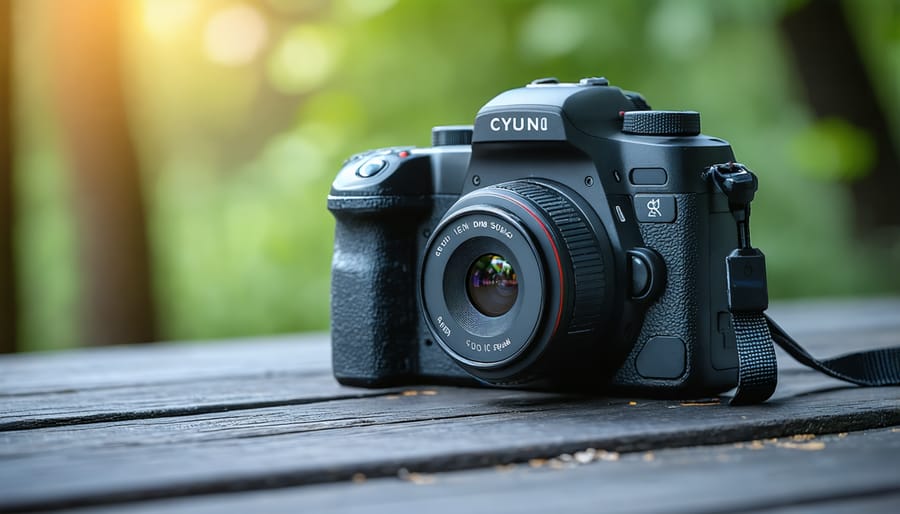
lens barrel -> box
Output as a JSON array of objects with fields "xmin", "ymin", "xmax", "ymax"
[{"xmin": 421, "ymin": 180, "xmax": 614, "ymax": 385}]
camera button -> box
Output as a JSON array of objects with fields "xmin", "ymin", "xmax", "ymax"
[
  {"xmin": 357, "ymin": 158, "xmax": 387, "ymax": 178},
  {"xmin": 628, "ymin": 248, "xmax": 665, "ymax": 301},
  {"xmin": 634, "ymin": 194, "xmax": 676, "ymax": 223},
  {"xmin": 578, "ymin": 76, "xmax": 609, "ymax": 86},
  {"xmin": 630, "ymin": 255, "xmax": 650, "ymax": 297},
  {"xmin": 630, "ymin": 167, "xmax": 668, "ymax": 185},
  {"xmin": 636, "ymin": 336, "xmax": 686, "ymax": 379}
]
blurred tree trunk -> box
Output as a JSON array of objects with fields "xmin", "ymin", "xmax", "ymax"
[
  {"xmin": 780, "ymin": 0, "xmax": 900, "ymax": 231},
  {"xmin": 49, "ymin": 1, "xmax": 157, "ymax": 346},
  {"xmin": 0, "ymin": 0, "xmax": 15, "ymax": 353}
]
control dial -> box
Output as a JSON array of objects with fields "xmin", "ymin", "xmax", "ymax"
[{"xmin": 622, "ymin": 111, "xmax": 700, "ymax": 136}]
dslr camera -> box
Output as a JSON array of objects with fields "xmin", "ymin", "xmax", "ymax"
[{"xmin": 328, "ymin": 76, "xmax": 759, "ymax": 398}]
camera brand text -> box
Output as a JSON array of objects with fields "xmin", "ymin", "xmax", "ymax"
[{"xmin": 489, "ymin": 116, "xmax": 549, "ymax": 132}]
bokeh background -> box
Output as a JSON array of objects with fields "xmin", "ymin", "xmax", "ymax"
[{"xmin": 3, "ymin": 0, "xmax": 899, "ymax": 352}]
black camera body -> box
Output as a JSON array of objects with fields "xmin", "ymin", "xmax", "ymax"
[{"xmin": 328, "ymin": 76, "xmax": 749, "ymax": 398}]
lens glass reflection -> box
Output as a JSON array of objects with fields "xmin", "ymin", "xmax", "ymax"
[{"xmin": 466, "ymin": 254, "xmax": 518, "ymax": 317}]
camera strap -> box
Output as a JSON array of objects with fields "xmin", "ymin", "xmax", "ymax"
[
  {"xmin": 766, "ymin": 315, "xmax": 900, "ymax": 386},
  {"xmin": 705, "ymin": 163, "xmax": 900, "ymax": 405}
]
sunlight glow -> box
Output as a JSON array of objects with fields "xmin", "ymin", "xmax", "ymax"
[
  {"xmin": 518, "ymin": 4, "xmax": 588, "ymax": 59},
  {"xmin": 266, "ymin": 26, "xmax": 339, "ymax": 95},
  {"xmin": 204, "ymin": 4, "xmax": 269, "ymax": 67},
  {"xmin": 143, "ymin": 0, "xmax": 200, "ymax": 40}
]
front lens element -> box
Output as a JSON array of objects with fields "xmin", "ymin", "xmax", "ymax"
[{"xmin": 466, "ymin": 254, "xmax": 518, "ymax": 317}]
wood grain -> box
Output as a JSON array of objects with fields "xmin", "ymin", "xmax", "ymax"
[
  {"xmin": 2, "ymin": 300, "xmax": 897, "ymax": 430},
  {"xmin": 0, "ymin": 379, "xmax": 897, "ymax": 511},
  {"xmin": 62, "ymin": 428, "xmax": 900, "ymax": 514},
  {"xmin": 0, "ymin": 298, "xmax": 898, "ymax": 513}
]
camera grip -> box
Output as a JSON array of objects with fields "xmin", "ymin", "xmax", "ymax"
[
  {"xmin": 331, "ymin": 212, "xmax": 422, "ymax": 386},
  {"xmin": 612, "ymin": 193, "xmax": 703, "ymax": 391}
]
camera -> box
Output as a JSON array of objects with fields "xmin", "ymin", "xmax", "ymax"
[{"xmin": 328, "ymin": 76, "xmax": 755, "ymax": 398}]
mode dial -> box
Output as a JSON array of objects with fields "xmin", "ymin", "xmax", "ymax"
[
  {"xmin": 622, "ymin": 111, "xmax": 700, "ymax": 136},
  {"xmin": 432, "ymin": 125, "xmax": 474, "ymax": 146}
]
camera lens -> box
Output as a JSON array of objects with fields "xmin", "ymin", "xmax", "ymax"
[
  {"xmin": 466, "ymin": 254, "xmax": 518, "ymax": 317},
  {"xmin": 421, "ymin": 179, "xmax": 616, "ymax": 385}
]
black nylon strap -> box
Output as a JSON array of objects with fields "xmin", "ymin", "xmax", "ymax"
[
  {"xmin": 766, "ymin": 315, "xmax": 900, "ymax": 387},
  {"xmin": 704, "ymin": 162, "xmax": 898, "ymax": 404},
  {"xmin": 730, "ymin": 313, "xmax": 778, "ymax": 405},
  {"xmin": 729, "ymin": 312, "xmax": 900, "ymax": 405}
]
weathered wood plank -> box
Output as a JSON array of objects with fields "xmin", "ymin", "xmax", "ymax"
[
  {"xmin": 0, "ymin": 333, "xmax": 345, "ymax": 430},
  {"xmin": 0, "ymin": 382, "xmax": 896, "ymax": 511},
  {"xmin": 0, "ymin": 367, "xmax": 890, "ymax": 458},
  {"xmin": 0, "ymin": 333, "xmax": 330, "ymax": 394},
  {"xmin": 0, "ymin": 298, "xmax": 897, "ymax": 512},
  {"xmin": 2, "ymin": 298, "xmax": 897, "ymax": 394},
  {"xmin": 1, "ymin": 299, "xmax": 898, "ymax": 430},
  {"xmin": 0, "ymin": 373, "xmax": 390, "ymax": 431},
  {"xmin": 0, "ymin": 387, "xmax": 545, "ymax": 457},
  {"xmin": 38, "ymin": 428, "xmax": 900, "ymax": 514},
  {"xmin": 0, "ymin": 319, "xmax": 896, "ymax": 434}
]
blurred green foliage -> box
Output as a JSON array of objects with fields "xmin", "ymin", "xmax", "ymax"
[{"xmin": 14, "ymin": 0, "xmax": 900, "ymax": 350}]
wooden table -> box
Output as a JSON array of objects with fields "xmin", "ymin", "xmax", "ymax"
[{"xmin": 2, "ymin": 298, "xmax": 899, "ymax": 513}]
